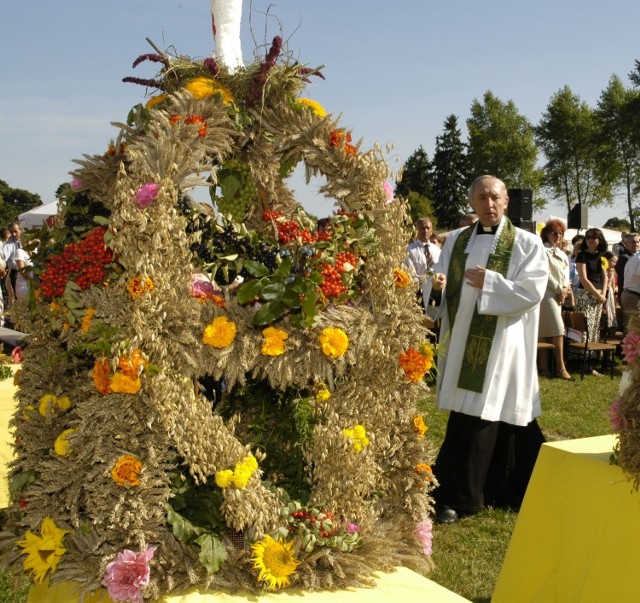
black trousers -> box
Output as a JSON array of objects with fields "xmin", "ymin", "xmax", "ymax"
[{"xmin": 432, "ymin": 411, "xmax": 545, "ymax": 515}]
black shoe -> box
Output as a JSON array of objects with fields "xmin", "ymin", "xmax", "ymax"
[{"xmin": 435, "ymin": 506, "xmax": 460, "ymax": 525}]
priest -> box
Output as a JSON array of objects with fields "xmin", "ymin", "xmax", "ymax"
[{"xmin": 431, "ymin": 175, "xmax": 548, "ymax": 525}]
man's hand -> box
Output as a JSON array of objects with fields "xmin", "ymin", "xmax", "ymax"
[{"xmin": 464, "ymin": 266, "xmax": 486, "ymax": 289}]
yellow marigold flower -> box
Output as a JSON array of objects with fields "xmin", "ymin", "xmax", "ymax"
[
  {"xmin": 413, "ymin": 415, "xmax": 428, "ymax": 438},
  {"xmin": 22, "ymin": 404, "xmax": 35, "ymax": 421},
  {"xmin": 49, "ymin": 301, "xmax": 60, "ymax": 312},
  {"xmin": 296, "ymin": 97, "xmax": 327, "ymax": 117},
  {"xmin": 215, "ymin": 469, "xmax": 234, "ymax": 488},
  {"xmin": 145, "ymin": 93, "xmax": 168, "ymax": 109},
  {"xmin": 18, "ymin": 517, "xmax": 70, "ymax": 584},
  {"xmin": 81, "ymin": 308, "xmax": 95, "ymax": 334},
  {"xmin": 184, "ymin": 76, "xmax": 234, "ymax": 105},
  {"xmin": 93, "ymin": 358, "xmax": 112, "ymax": 395},
  {"xmin": 319, "ymin": 327, "xmax": 349, "ymax": 359},
  {"xmin": 54, "ymin": 428, "xmax": 76, "ymax": 456},
  {"xmin": 109, "ymin": 372, "xmax": 141, "ymax": 395},
  {"xmin": 203, "ymin": 315, "xmax": 237, "ymax": 348},
  {"xmin": 261, "ymin": 326, "xmax": 289, "ymax": 356},
  {"xmin": 343, "ymin": 424, "xmax": 370, "ymax": 453},
  {"xmin": 419, "ymin": 341, "xmax": 435, "ymax": 366},
  {"xmin": 393, "ymin": 268, "xmax": 411, "ymax": 288},
  {"xmin": 251, "ymin": 535, "xmax": 300, "ymax": 590},
  {"xmin": 315, "ymin": 388, "xmax": 331, "ymax": 403},
  {"xmin": 38, "ymin": 394, "xmax": 71, "ymax": 417},
  {"xmin": 232, "ymin": 467, "xmax": 253, "ymax": 489},
  {"xmin": 111, "ymin": 454, "xmax": 143, "ymax": 487},
  {"xmin": 127, "ymin": 276, "xmax": 154, "ymax": 299}
]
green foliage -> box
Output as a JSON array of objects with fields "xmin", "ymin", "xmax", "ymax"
[
  {"xmin": 395, "ymin": 146, "xmax": 433, "ymax": 200},
  {"xmin": 604, "ymin": 217, "xmax": 631, "ymax": 230},
  {"xmin": 466, "ymin": 91, "xmax": 543, "ymax": 205},
  {"xmin": 430, "ymin": 115, "xmax": 470, "ymax": 229},
  {"xmin": 595, "ymin": 75, "xmax": 640, "ymax": 231},
  {"xmin": 216, "ymin": 379, "xmax": 317, "ymax": 503},
  {"xmin": 405, "ymin": 191, "xmax": 435, "ymax": 228},
  {"xmin": 0, "ymin": 180, "xmax": 42, "ymax": 226},
  {"xmin": 536, "ymin": 85, "xmax": 613, "ymax": 212}
]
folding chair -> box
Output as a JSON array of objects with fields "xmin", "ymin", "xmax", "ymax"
[
  {"xmin": 536, "ymin": 342, "xmax": 555, "ymax": 377},
  {"xmin": 564, "ymin": 311, "xmax": 617, "ymax": 379}
]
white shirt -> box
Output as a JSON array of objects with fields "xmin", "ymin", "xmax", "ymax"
[
  {"xmin": 405, "ymin": 239, "xmax": 441, "ymax": 318},
  {"xmin": 433, "ymin": 222, "xmax": 548, "ymax": 426},
  {"xmin": 623, "ymin": 253, "xmax": 640, "ymax": 294}
]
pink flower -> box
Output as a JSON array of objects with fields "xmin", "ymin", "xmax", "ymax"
[
  {"xmin": 621, "ymin": 332, "xmax": 640, "ymax": 364},
  {"xmin": 11, "ymin": 346, "xmax": 23, "ymax": 364},
  {"xmin": 609, "ymin": 397, "xmax": 627, "ymax": 432},
  {"xmin": 102, "ymin": 545, "xmax": 157, "ymax": 603},
  {"xmin": 415, "ymin": 520, "xmax": 433, "ymax": 556},
  {"xmin": 383, "ymin": 181, "xmax": 394, "ymax": 204},
  {"xmin": 346, "ymin": 522, "xmax": 360, "ymax": 534},
  {"xmin": 191, "ymin": 275, "xmax": 219, "ymax": 298},
  {"xmin": 70, "ymin": 178, "xmax": 84, "ymax": 191},
  {"xmin": 135, "ymin": 183, "xmax": 160, "ymax": 209}
]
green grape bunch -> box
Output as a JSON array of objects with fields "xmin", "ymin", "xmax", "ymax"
[{"xmin": 211, "ymin": 158, "xmax": 256, "ymax": 222}]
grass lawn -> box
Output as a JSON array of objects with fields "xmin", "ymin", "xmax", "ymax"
[{"xmin": 0, "ymin": 368, "xmax": 623, "ymax": 603}]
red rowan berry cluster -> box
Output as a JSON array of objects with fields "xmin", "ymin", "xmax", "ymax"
[
  {"xmin": 335, "ymin": 251, "xmax": 359, "ymax": 272},
  {"xmin": 288, "ymin": 509, "xmax": 337, "ymax": 541},
  {"xmin": 40, "ymin": 227, "xmax": 113, "ymax": 298},
  {"xmin": 319, "ymin": 263, "xmax": 347, "ymax": 299}
]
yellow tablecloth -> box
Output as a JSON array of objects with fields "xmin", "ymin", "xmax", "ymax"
[
  {"xmin": 0, "ymin": 365, "xmax": 18, "ymax": 508},
  {"xmin": 493, "ymin": 435, "xmax": 640, "ymax": 602},
  {"xmin": 28, "ymin": 566, "xmax": 469, "ymax": 602}
]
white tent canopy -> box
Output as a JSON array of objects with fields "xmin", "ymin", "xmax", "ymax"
[{"xmin": 18, "ymin": 200, "xmax": 59, "ymax": 229}]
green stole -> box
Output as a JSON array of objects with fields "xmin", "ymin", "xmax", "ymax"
[{"xmin": 445, "ymin": 219, "xmax": 516, "ymax": 393}]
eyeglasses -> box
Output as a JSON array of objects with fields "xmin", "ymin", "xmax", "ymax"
[{"xmin": 549, "ymin": 232, "xmax": 563, "ymax": 236}]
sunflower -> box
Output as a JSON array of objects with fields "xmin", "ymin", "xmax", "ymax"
[
  {"xmin": 17, "ymin": 517, "xmax": 70, "ymax": 584},
  {"xmin": 251, "ymin": 535, "xmax": 299, "ymax": 590}
]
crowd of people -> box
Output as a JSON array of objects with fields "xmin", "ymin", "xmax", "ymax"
[
  {"xmin": 404, "ymin": 175, "xmax": 639, "ymax": 525},
  {"xmin": 0, "ymin": 221, "xmax": 32, "ymax": 328}
]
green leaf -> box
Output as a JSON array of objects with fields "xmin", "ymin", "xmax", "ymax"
[
  {"xmin": 253, "ymin": 300, "xmax": 286, "ymax": 325},
  {"xmin": 243, "ymin": 260, "xmax": 270, "ymax": 278},
  {"xmin": 166, "ymin": 505, "xmax": 202, "ymax": 543},
  {"xmin": 260, "ymin": 282, "xmax": 285, "ymax": 301},
  {"xmin": 9, "ymin": 470, "xmax": 38, "ymax": 501},
  {"xmin": 237, "ymin": 279, "xmax": 263, "ymax": 305},
  {"xmin": 92, "ymin": 215, "xmax": 111, "ymax": 226},
  {"xmin": 196, "ymin": 533, "xmax": 228, "ymax": 574},
  {"xmin": 219, "ymin": 175, "xmax": 242, "ymax": 201}
]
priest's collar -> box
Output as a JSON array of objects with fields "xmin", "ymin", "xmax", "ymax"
[{"xmin": 476, "ymin": 222, "xmax": 500, "ymax": 235}]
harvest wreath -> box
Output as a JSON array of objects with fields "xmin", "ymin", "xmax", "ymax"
[{"xmin": 0, "ymin": 36, "xmax": 437, "ymax": 601}]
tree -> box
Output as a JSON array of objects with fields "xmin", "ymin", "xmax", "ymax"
[
  {"xmin": 0, "ymin": 179, "xmax": 42, "ymax": 226},
  {"xmin": 595, "ymin": 75, "xmax": 640, "ymax": 231},
  {"xmin": 395, "ymin": 146, "xmax": 435, "ymax": 226},
  {"xmin": 603, "ymin": 216, "xmax": 631, "ymax": 230},
  {"xmin": 430, "ymin": 115, "xmax": 469, "ymax": 229},
  {"xmin": 535, "ymin": 86, "xmax": 614, "ymax": 214},
  {"xmin": 466, "ymin": 91, "xmax": 543, "ymax": 206}
]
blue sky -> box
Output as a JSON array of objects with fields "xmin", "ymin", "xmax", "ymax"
[{"xmin": 2, "ymin": 0, "xmax": 639, "ymax": 226}]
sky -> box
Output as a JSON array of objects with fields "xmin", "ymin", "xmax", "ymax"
[{"xmin": 2, "ymin": 0, "xmax": 639, "ymax": 228}]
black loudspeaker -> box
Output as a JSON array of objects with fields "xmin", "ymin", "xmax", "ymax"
[
  {"xmin": 507, "ymin": 188, "xmax": 533, "ymax": 224},
  {"xmin": 567, "ymin": 203, "xmax": 588, "ymax": 229},
  {"xmin": 518, "ymin": 219, "xmax": 536, "ymax": 234}
]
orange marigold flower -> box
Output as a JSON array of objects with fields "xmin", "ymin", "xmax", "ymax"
[
  {"xmin": 415, "ymin": 463, "xmax": 433, "ymax": 482},
  {"xmin": 169, "ymin": 114, "xmax": 182, "ymax": 125},
  {"xmin": 127, "ymin": 276, "xmax": 154, "ymax": 299},
  {"xmin": 81, "ymin": 308, "xmax": 96, "ymax": 334},
  {"xmin": 344, "ymin": 143, "xmax": 357, "ymax": 157},
  {"xmin": 394, "ymin": 268, "xmax": 411, "ymax": 288},
  {"xmin": 203, "ymin": 316, "xmax": 237, "ymax": 348},
  {"xmin": 329, "ymin": 130, "xmax": 345, "ymax": 148},
  {"xmin": 118, "ymin": 349, "xmax": 147, "ymax": 378},
  {"xmin": 111, "ymin": 454, "xmax": 143, "ymax": 487},
  {"xmin": 93, "ymin": 358, "xmax": 112, "ymax": 395},
  {"xmin": 399, "ymin": 348, "xmax": 431, "ymax": 383},
  {"xmin": 413, "ymin": 415, "xmax": 428, "ymax": 438}
]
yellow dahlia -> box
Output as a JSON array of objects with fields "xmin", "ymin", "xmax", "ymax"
[
  {"xmin": 251, "ymin": 535, "xmax": 299, "ymax": 590},
  {"xmin": 17, "ymin": 517, "xmax": 70, "ymax": 584},
  {"xmin": 319, "ymin": 327, "xmax": 349, "ymax": 359}
]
